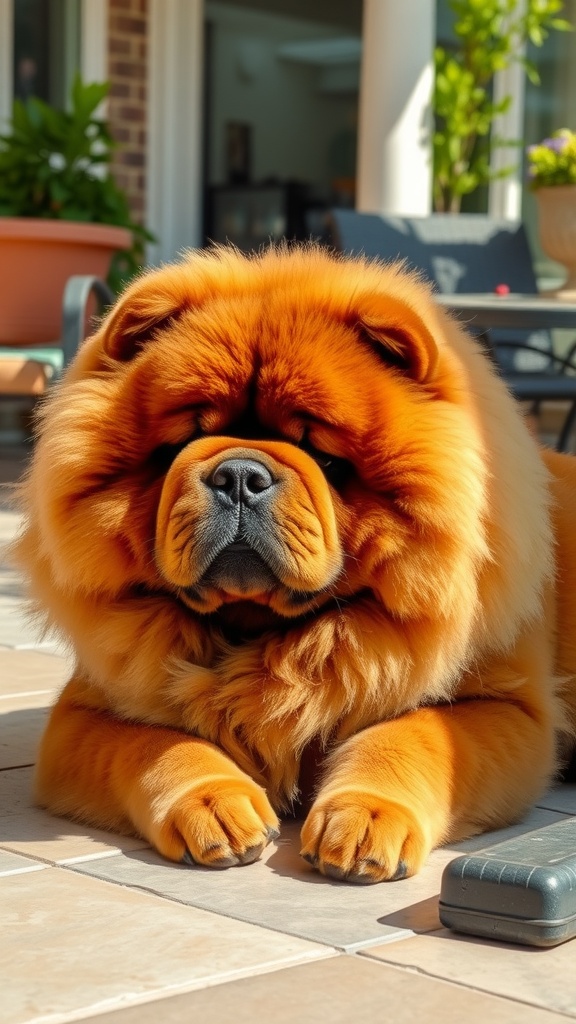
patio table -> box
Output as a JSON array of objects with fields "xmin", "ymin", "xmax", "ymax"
[
  {"xmin": 435, "ymin": 292, "xmax": 576, "ymax": 450},
  {"xmin": 435, "ymin": 292, "xmax": 576, "ymax": 332}
]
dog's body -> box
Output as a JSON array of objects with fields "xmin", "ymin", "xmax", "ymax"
[{"xmin": 14, "ymin": 246, "xmax": 576, "ymax": 882}]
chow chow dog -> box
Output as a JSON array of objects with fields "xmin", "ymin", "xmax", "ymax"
[{"xmin": 13, "ymin": 245, "xmax": 576, "ymax": 883}]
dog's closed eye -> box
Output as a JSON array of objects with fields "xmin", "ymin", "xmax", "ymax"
[
  {"xmin": 148, "ymin": 434, "xmax": 200, "ymax": 473},
  {"xmin": 299, "ymin": 434, "xmax": 353, "ymax": 488}
]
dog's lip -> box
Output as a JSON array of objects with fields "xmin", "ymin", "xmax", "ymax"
[{"xmin": 287, "ymin": 589, "xmax": 324, "ymax": 606}]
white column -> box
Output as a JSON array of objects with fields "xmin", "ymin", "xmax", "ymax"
[
  {"xmin": 0, "ymin": 0, "xmax": 13, "ymax": 128},
  {"xmin": 147, "ymin": 0, "xmax": 204, "ymax": 264},
  {"xmin": 356, "ymin": 0, "xmax": 435, "ymax": 216},
  {"xmin": 488, "ymin": 0, "xmax": 526, "ymax": 221},
  {"xmin": 80, "ymin": 0, "xmax": 108, "ymax": 87},
  {"xmin": 488, "ymin": 61, "xmax": 526, "ymax": 221}
]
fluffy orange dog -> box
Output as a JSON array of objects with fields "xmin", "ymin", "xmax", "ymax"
[{"xmin": 14, "ymin": 245, "xmax": 576, "ymax": 883}]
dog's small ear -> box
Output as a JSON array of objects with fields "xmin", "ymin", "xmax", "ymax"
[
  {"xmin": 100, "ymin": 265, "xmax": 193, "ymax": 362},
  {"xmin": 357, "ymin": 295, "xmax": 439, "ymax": 384}
]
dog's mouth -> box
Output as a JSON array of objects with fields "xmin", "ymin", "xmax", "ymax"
[
  {"xmin": 200, "ymin": 541, "xmax": 278, "ymax": 594},
  {"xmin": 178, "ymin": 539, "xmax": 330, "ymax": 618},
  {"xmin": 180, "ymin": 538, "xmax": 280, "ymax": 608}
]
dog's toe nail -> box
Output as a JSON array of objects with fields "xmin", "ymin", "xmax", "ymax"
[
  {"xmin": 238, "ymin": 843, "xmax": 264, "ymax": 865},
  {"xmin": 322, "ymin": 862, "xmax": 347, "ymax": 881},
  {"xmin": 209, "ymin": 854, "xmax": 240, "ymax": 868},
  {"xmin": 301, "ymin": 851, "xmax": 317, "ymax": 866},
  {"xmin": 392, "ymin": 859, "xmax": 408, "ymax": 880},
  {"xmin": 347, "ymin": 868, "xmax": 379, "ymax": 885}
]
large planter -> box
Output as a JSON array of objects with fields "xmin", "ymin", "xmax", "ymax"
[
  {"xmin": 535, "ymin": 185, "xmax": 576, "ymax": 299},
  {"xmin": 0, "ymin": 218, "xmax": 131, "ymax": 345}
]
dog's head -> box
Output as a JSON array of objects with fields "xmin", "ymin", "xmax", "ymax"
[
  {"xmin": 34, "ymin": 246, "xmax": 487, "ymax": 633},
  {"xmin": 20, "ymin": 245, "xmax": 551, "ymax": 687}
]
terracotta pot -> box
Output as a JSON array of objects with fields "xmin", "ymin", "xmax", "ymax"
[
  {"xmin": 0, "ymin": 218, "xmax": 131, "ymax": 345},
  {"xmin": 535, "ymin": 185, "xmax": 576, "ymax": 300}
]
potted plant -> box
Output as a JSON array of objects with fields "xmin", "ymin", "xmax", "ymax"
[
  {"xmin": 526, "ymin": 129, "xmax": 576, "ymax": 297},
  {"xmin": 0, "ymin": 74, "xmax": 150, "ymax": 345},
  {"xmin": 433, "ymin": 0, "xmax": 572, "ymax": 214}
]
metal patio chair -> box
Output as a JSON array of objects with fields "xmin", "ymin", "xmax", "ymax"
[
  {"xmin": 0, "ymin": 275, "xmax": 113, "ymax": 443},
  {"xmin": 327, "ymin": 210, "xmax": 576, "ymax": 451}
]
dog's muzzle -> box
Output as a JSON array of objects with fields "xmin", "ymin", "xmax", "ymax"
[
  {"xmin": 157, "ymin": 442, "xmax": 343, "ymax": 615},
  {"xmin": 199, "ymin": 457, "xmax": 281, "ymax": 593}
]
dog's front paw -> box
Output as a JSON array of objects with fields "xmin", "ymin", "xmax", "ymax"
[
  {"xmin": 300, "ymin": 790, "xmax": 429, "ymax": 883},
  {"xmin": 151, "ymin": 775, "xmax": 280, "ymax": 868}
]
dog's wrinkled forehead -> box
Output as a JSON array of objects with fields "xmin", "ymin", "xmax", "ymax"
[
  {"xmin": 126, "ymin": 297, "xmax": 382, "ymax": 441},
  {"xmin": 98, "ymin": 252, "xmax": 438, "ymax": 383},
  {"xmin": 88, "ymin": 251, "xmax": 440, "ymax": 448}
]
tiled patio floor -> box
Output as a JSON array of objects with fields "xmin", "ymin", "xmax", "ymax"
[{"xmin": 1, "ymin": 444, "xmax": 576, "ymax": 1024}]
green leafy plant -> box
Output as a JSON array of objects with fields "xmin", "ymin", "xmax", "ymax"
[
  {"xmin": 526, "ymin": 128, "xmax": 576, "ymax": 187},
  {"xmin": 433, "ymin": 0, "xmax": 573, "ymax": 213},
  {"xmin": 0, "ymin": 74, "xmax": 152, "ymax": 292}
]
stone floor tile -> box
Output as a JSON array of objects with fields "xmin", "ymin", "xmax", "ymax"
[
  {"xmin": 0, "ymin": 510, "xmax": 20, "ymax": 543},
  {"xmin": 61, "ymin": 806, "xmax": 573, "ymax": 951},
  {"xmin": 442, "ymin": 805, "xmax": 573, "ymax": 854},
  {"xmin": 2, "ymin": 866, "xmax": 332, "ymax": 1024},
  {"xmin": 0, "ymin": 568, "xmax": 21, "ymax": 598},
  {"xmin": 0, "ymin": 647, "xmax": 69, "ymax": 695},
  {"xmin": 0, "ymin": 766, "xmax": 149, "ymax": 862},
  {"xmin": 361, "ymin": 930, "xmax": 576, "ymax": 1017},
  {"xmin": 0, "ymin": 695, "xmax": 50, "ymax": 768},
  {"xmin": 0, "ymin": 600, "xmax": 58, "ymax": 649},
  {"xmin": 0, "ymin": 502, "xmax": 18, "ymax": 527},
  {"xmin": 0, "ymin": 596, "xmax": 41, "ymax": 648},
  {"xmin": 536, "ymin": 784, "xmax": 576, "ymax": 815},
  {"xmin": 0, "ymin": 680, "xmax": 59, "ymax": 701},
  {"xmin": 68, "ymin": 820, "xmax": 476, "ymax": 951},
  {"xmin": 0, "ymin": 848, "xmax": 46, "ymax": 876},
  {"xmin": 0, "ymin": 590, "xmax": 61, "ymax": 649},
  {"xmin": 77, "ymin": 954, "xmax": 569, "ymax": 1024}
]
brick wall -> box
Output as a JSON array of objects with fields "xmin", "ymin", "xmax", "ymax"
[{"xmin": 107, "ymin": 0, "xmax": 148, "ymax": 222}]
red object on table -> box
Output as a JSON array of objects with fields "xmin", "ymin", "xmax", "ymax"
[{"xmin": 494, "ymin": 283, "xmax": 510, "ymax": 295}]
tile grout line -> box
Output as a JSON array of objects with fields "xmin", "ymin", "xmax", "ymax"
[
  {"xmin": 18, "ymin": 949, "xmax": 342, "ymax": 1024},
  {"xmin": 0, "ymin": 844, "xmax": 144, "ymax": 870},
  {"xmin": 342, "ymin": 929, "xmax": 422, "ymax": 954},
  {"xmin": 13, "ymin": 921, "xmax": 574, "ymax": 1024},
  {"xmin": 358, "ymin": 950, "xmax": 576, "ymax": 1019},
  {"xmin": 45, "ymin": 865, "xmax": 348, "ymax": 988},
  {"xmin": 0, "ymin": 690, "xmax": 56, "ymax": 699},
  {"xmin": 0, "ymin": 862, "xmax": 46, "ymax": 876},
  {"xmin": 62, "ymin": 861, "xmax": 412, "ymax": 953}
]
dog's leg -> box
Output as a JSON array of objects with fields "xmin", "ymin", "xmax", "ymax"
[
  {"xmin": 35, "ymin": 677, "xmax": 279, "ymax": 866},
  {"xmin": 301, "ymin": 627, "xmax": 559, "ymax": 883}
]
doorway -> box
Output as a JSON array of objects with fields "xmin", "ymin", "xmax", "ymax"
[{"xmin": 203, "ymin": 0, "xmax": 363, "ymax": 248}]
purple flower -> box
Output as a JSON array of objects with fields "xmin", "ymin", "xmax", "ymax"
[{"xmin": 543, "ymin": 136, "xmax": 568, "ymax": 153}]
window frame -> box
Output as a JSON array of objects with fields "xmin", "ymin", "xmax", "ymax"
[{"xmin": 0, "ymin": 0, "xmax": 106, "ymax": 128}]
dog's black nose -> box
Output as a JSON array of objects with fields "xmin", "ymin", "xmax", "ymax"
[{"xmin": 208, "ymin": 459, "xmax": 276, "ymax": 504}]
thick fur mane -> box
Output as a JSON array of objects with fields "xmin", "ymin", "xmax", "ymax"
[{"xmin": 13, "ymin": 245, "xmax": 555, "ymax": 808}]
